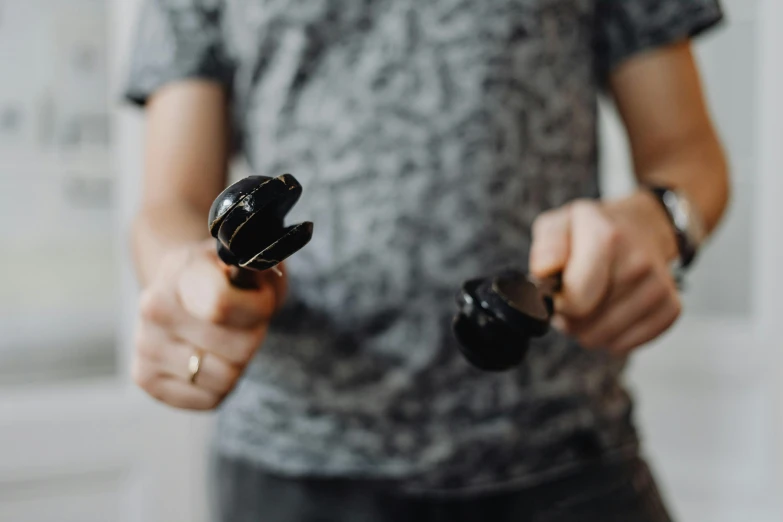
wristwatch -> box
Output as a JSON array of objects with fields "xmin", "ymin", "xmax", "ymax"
[{"xmin": 647, "ymin": 185, "xmax": 706, "ymax": 275}]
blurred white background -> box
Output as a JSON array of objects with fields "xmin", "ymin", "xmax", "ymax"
[
  {"xmin": 0, "ymin": 0, "xmax": 781, "ymax": 521},
  {"xmin": 601, "ymin": 1, "xmax": 783, "ymax": 520},
  {"xmin": 0, "ymin": 1, "xmax": 210, "ymax": 521}
]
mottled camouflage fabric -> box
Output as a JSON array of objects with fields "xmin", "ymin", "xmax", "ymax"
[{"xmin": 126, "ymin": 0, "xmax": 722, "ymax": 495}]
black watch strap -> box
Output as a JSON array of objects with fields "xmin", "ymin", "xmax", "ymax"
[{"xmin": 647, "ymin": 186, "xmax": 699, "ymax": 271}]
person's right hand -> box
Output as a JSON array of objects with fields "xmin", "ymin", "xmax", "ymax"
[{"xmin": 131, "ymin": 240, "xmax": 285, "ymax": 410}]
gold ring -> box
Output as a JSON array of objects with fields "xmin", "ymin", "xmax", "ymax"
[{"xmin": 188, "ymin": 349, "xmax": 204, "ymax": 385}]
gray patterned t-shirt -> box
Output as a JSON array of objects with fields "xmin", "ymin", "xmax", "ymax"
[{"xmin": 125, "ymin": 0, "xmax": 722, "ymax": 494}]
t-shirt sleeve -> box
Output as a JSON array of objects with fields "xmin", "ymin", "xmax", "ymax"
[
  {"xmin": 123, "ymin": 0, "xmax": 235, "ymax": 107},
  {"xmin": 594, "ymin": 0, "xmax": 724, "ymax": 85}
]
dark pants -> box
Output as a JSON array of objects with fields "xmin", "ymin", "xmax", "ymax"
[{"xmin": 211, "ymin": 455, "xmax": 674, "ymax": 522}]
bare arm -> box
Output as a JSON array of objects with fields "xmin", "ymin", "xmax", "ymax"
[
  {"xmin": 131, "ymin": 81, "xmax": 231, "ymax": 286},
  {"xmin": 129, "ymin": 81, "xmax": 283, "ymax": 410},
  {"xmin": 530, "ymin": 41, "xmax": 730, "ymax": 354},
  {"xmin": 605, "ymin": 40, "xmax": 730, "ymax": 258}
]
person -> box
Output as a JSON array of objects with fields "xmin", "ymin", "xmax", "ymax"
[{"xmin": 124, "ymin": 0, "xmax": 730, "ymax": 520}]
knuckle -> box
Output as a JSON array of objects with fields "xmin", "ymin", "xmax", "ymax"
[
  {"xmin": 625, "ymin": 255, "xmax": 654, "ymax": 282},
  {"xmin": 531, "ymin": 216, "xmax": 545, "ymax": 234},
  {"xmin": 531, "ymin": 212, "xmax": 556, "ymax": 234},
  {"xmin": 600, "ymin": 223, "xmax": 622, "ymax": 250},
  {"xmin": 560, "ymin": 285, "xmax": 598, "ymax": 318},
  {"xmin": 660, "ymin": 310, "xmax": 680, "ymax": 335},
  {"xmin": 208, "ymin": 363, "xmax": 236, "ymax": 392},
  {"xmin": 569, "ymin": 198, "xmax": 597, "ymax": 215},
  {"xmin": 147, "ymin": 386, "xmax": 166, "ymax": 403},
  {"xmin": 235, "ymin": 343, "xmax": 255, "ymax": 365},
  {"xmin": 206, "ymin": 292, "xmax": 235, "ymax": 325},
  {"xmin": 139, "ymin": 289, "xmax": 168, "ymax": 324},
  {"xmin": 223, "ymin": 363, "xmax": 242, "ymax": 386},
  {"xmin": 221, "ymin": 348, "xmax": 246, "ymax": 367},
  {"xmin": 204, "ymin": 394, "xmax": 224, "ymax": 410},
  {"xmin": 648, "ymin": 281, "xmax": 672, "ymax": 306},
  {"xmin": 228, "ymin": 334, "xmax": 260, "ymax": 366}
]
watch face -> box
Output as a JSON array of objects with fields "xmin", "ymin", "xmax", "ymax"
[
  {"xmin": 667, "ymin": 192, "xmax": 689, "ymax": 233},
  {"xmin": 665, "ymin": 189, "xmax": 706, "ymax": 248}
]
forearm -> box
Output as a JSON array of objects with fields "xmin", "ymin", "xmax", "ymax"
[
  {"xmin": 607, "ymin": 41, "xmax": 731, "ymax": 256},
  {"xmin": 603, "ymin": 130, "xmax": 730, "ymax": 264},
  {"xmin": 631, "ymin": 128, "xmax": 730, "ymax": 237},
  {"xmin": 130, "ymin": 82, "xmax": 232, "ymax": 287},
  {"xmin": 132, "ymin": 202, "xmax": 211, "ymax": 287}
]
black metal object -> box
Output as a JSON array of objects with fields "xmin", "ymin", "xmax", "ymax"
[
  {"xmin": 209, "ymin": 174, "xmax": 314, "ymax": 289},
  {"xmin": 453, "ymin": 269, "xmax": 562, "ymax": 372}
]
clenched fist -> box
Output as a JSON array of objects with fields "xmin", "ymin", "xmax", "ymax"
[
  {"xmin": 529, "ymin": 192, "xmax": 682, "ymax": 356},
  {"xmin": 131, "ymin": 240, "xmax": 285, "ymax": 410}
]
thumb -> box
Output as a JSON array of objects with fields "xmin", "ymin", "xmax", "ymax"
[
  {"xmin": 529, "ymin": 206, "xmax": 571, "ymax": 277},
  {"xmin": 178, "ymin": 248, "xmax": 277, "ymax": 328}
]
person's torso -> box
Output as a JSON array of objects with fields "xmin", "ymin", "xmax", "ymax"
[{"xmin": 214, "ymin": 0, "xmax": 637, "ymax": 493}]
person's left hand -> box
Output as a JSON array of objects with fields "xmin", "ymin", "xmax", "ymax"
[{"xmin": 529, "ymin": 191, "xmax": 682, "ymax": 356}]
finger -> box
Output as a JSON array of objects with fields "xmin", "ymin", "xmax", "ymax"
[
  {"xmin": 529, "ymin": 207, "xmax": 571, "ymax": 277},
  {"xmin": 143, "ymin": 319, "xmax": 264, "ymax": 372},
  {"xmin": 156, "ymin": 341, "xmax": 243, "ymax": 394},
  {"xmin": 178, "ymin": 322, "xmax": 266, "ymax": 366},
  {"xmin": 571, "ymin": 274, "xmax": 671, "ymax": 349},
  {"xmin": 178, "ymin": 253, "xmax": 277, "ymax": 329},
  {"xmin": 606, "ymin": 297, "xmax": 682, "ymax": 355},
  {"xmin": 146, "ymin": 377, "xmax": 222, "ymax": 410},
  {"xmin": 556, "ymin": 202, "xmax": 617, "ymax": 318},
  {"xmin": 138, "ymin": 282, "xmax": 181, "ymax": 328}
]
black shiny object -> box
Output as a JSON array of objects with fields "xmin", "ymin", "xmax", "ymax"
[
  {"xmin": 453, "ymin": 269, "xmax": 559, "ymax": 372},
  {"xmin": 209, "ymin": 174, "xmax": 314, "ymax": 275}
]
